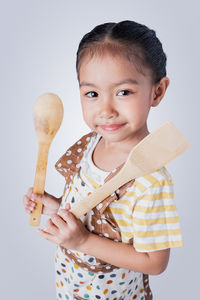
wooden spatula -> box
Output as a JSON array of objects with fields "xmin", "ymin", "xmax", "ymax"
[
  {"xmin": 30, "ymin": 93, "xmax": 64, "ymax": 227},
  {"xmin": 70, "ymin": 121, "xmax": 190, "ymax": 219}
]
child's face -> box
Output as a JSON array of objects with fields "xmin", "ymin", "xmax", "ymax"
[{"xmin": 79, "ymin": 53, "xmax": 160, "ymax": 146}]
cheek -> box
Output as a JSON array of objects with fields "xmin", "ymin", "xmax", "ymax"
[
  {"xmin": 81, "ymin": 102, "xmax": 95, "ymax": 125},
  {"xmin": 122, "ymin": 100, "xmax": 150, "ymax": 121}
]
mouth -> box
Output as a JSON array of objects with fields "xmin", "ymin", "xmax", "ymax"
[{"xmin": 99, "ymin": 123, "xmax": 126, "ymax": 131}]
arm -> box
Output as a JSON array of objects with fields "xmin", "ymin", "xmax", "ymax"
[
  {"xmin": 37, "ymin": 208, "xmax": 170, "ymax": 275},
  {"xmin": 79, "ymin": 232, "xmax": 170, "ymax": 275}
]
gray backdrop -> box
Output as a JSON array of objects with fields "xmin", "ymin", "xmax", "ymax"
[{"xmin": 0, "ymin": 0, "xmax": 199, "ymax": 299}]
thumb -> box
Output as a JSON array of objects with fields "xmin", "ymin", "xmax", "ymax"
[
  {"xmin": 58, "ymin": 208, "xmax": 76, "ymax": 226},
  {"xmin": 31, "ymin": 192, "xmax": 48, "ymax": 204}
]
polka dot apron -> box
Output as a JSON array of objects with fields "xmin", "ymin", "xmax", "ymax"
[{"xmin": 55, "ymin": 132, "xmax": 153, "ymax": 300}]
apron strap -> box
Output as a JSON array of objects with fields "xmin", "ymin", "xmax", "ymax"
[{"xmin": 55, "ymin": 131, "xmax": 135, "ymax": 213}]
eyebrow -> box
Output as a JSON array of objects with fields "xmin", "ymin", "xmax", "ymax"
[{"xmin": 79, "ymin": 78, "xmax": 139, "ymax": 88}]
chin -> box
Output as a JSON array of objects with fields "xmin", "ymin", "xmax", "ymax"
[{"xmin": 100, "ymin": 131, "xmax": 128, "ymax": 143}]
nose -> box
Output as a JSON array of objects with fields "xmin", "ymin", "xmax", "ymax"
[{"xmin": 98, "ymin": 99, "xmax": 117, "ymax": 119}]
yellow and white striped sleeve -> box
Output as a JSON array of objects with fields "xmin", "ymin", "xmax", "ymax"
[{"xmin": 132, "ymin": 173, "xmax": 183, "ymax": 253}]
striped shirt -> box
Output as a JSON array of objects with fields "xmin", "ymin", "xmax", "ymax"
[{"xmin": 63, "ymin": 133, "xmax": 183, "ymax": 253}]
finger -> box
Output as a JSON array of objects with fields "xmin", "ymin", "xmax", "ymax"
[
  {"xmin": 37, "ymin": 228, "xmax": 58, "ymax": 244},
  {"xmin": 58, "ymin": 209, "xmax": 76, "ymax": 227},
  {"xmin": 23, "ymin": 195, "xmax": 36, "ymax": 213},
  {"xmin": 27, "ymin": 187, "xmax": 33, "ymax": 198},
  {"xmin": 25, "ymin": 205, "xmax": 36, "ymax": 214},
  {"xmin": 51, "ymin": 214, "xmax": 67, "ymax": 230},
  {"xmin": 46, "ymin": 218, "xmax": 59, "ymax": 235},
  {"xmin": 23, "ymin": 189, "xmax": 32, "ymax": 200},
  {"xmin": 23, "ymin": 195, "xmax": 29, "ymax": 206},
  {"xmin": 31, "ymin": 192, "xmax": 43, "ymax": 203},
  {"xmin": 24, "ymin": 195, "xmax": 36, "ymax": 208}
]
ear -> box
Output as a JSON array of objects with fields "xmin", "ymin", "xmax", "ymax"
[{"xmin": 151, "ymin": 77, "xmax": 170, "ymax": 107}]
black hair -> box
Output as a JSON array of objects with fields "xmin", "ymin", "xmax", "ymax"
[{"xmin": 76, "ymin": 20, "xmax": 167, "ymax": 85}]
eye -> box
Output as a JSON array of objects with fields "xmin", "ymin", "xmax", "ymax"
[
  {"xmin": 85, "ymin": 91, "xmax": 98, "ymax": 98},
  {"xmin": 118, "ymin": 90, "xmax": 132, "ymax": 96}
]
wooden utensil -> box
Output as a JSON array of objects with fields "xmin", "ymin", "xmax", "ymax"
[
  {"xmin": 70, "ymin": 121, "xmax": 190, "ymax": 219},
  {"xmin": 30, "ymin": 93, "xmax": 64, "ymax": 227}
]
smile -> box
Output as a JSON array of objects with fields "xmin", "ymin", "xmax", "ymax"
[{"xmin": 99, "ymin": 123, "xmax": 126, "ymax": 131}]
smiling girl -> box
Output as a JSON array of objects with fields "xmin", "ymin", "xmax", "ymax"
[{"xmin": 23, "ymin": 20, "xmax": 183, "ymax": 299}]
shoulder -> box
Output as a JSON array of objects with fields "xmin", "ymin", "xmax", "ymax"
[
  {"xmin": 125, "ymin": 166, "xmax": 173, "ymax": 200},
  {"xmin": 55, "ymin": 131, "xmax": 97, "ymax": 176}
]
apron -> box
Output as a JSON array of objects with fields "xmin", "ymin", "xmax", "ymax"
[{"xmin": 55, "ymin": 131, "xmax": 152, "ymax": 300}]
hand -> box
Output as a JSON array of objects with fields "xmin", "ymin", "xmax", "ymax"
[
  {"xmin": 37, "ymin": 203, "xmax": 90, "ymax": 251},
  {"xmin": 23, "ymin": 187, "xmax": 62, "ymax": 216}
]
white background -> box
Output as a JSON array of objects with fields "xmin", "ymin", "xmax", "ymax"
[{"xmin": 0, "ymin": 0, "xmax": 199, "ymax": 299}]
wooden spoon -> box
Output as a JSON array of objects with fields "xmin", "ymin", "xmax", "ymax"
[
  {"xmin": 70, "ymin": 121, "xmax": 190, "ymax": 219},
  {"xmin": 30, "ymin": 93, "xmax": 64, "ymax": 227}
]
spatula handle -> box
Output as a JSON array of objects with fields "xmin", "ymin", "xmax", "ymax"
[
  {"xmin": 29, "ymin": 143, "xmax": 50, "ymax": 227},
  {"xmin": 70, "ymin": 171, "xmax": 133, "ymax": 219}
]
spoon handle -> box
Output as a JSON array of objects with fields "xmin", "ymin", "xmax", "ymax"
[{"xmin": 30, "ymin": 143, "xmax": 50, "ymax": 226}]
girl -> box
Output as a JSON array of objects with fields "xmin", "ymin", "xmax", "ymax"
[{"xmin": 23, "ymin": 20, "xmax": 183, "ymax": 299}]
